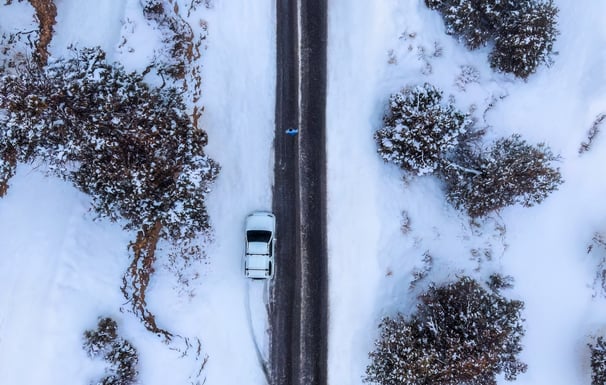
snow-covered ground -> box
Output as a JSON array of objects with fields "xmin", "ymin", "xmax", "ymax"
[
  {"xmin": 1, "ymin": 1, "xmax": 273, "ymax": 384},
  {"xmin": 1, "ymin": 0, "xmax": 606, "ymax": 384},
  {"xmin": 328, "ymin": 1, "xmax": 606, "ymax": 385}
]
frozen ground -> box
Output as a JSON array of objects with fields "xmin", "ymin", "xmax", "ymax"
[{"xmin": 1, "ymin": 0, "xmax": 606, "ymax": 384}]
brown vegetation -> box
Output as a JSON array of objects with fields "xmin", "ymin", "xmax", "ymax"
[
  {"xmin": 142, "ymin": 0, "xmax": 206, "ymax": 108},
  {"xmin": 580, "ymin": 113, "xmax": 606, "ymax": 154},
  {"xmin": 28, "ymin": 0, "xmax": 57, "ymax": 65},
  {"xmin": 0, "ymin": 147, "xmax": 16, "ymax": 197},
  {"xmin": 121, "ymin": 221, "xmax": 173, "ymax": 341}
]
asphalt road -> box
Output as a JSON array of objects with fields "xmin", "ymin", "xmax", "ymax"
[{"xmin": 270, "ymin": 0, "xmax": 327, "ymax": 384}]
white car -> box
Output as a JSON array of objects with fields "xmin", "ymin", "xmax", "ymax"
[{"xmin": 243, "ymin": 211, "xmax": 276, "ymax": 279}]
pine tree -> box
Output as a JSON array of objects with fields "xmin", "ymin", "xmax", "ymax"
[
  {"xmin": 443, "ymin": 134, "xmax": 562, "ymax": 218},
  {"xmin": 365, "ymin": 276, "xmax": 527, "ymax": 385},
  {"xmin": 374, "ymin": 83, "xmax": 471, "ymax": 176}
]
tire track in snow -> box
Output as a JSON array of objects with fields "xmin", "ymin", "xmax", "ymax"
[{"xmin": 246, "ymin": 280, "xmax": 271, "ymax": 384}]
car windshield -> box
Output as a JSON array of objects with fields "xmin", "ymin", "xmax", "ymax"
[{"xmin": 247, "ymin": 230, "xmax": 271, "ymax": 243}]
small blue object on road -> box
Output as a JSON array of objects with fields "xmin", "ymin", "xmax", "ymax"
[{"xmin": 285, "ymin": 128, "xmax": 298, "ymax": 136}]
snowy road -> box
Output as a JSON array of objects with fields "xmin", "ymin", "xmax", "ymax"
[{"xmin": 270, "ymin": 0, "xmax": 328, "ymax": 384}]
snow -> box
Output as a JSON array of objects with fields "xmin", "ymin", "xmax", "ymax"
[
  {"xmin": 327, "ymin": 1, "xmax": 606, "ymax": 385},
  {"xmin": 1, "ymin": 0, "xmax": 606, "ymax": 384},
  {"xmin": 326, "ymin": 1, "xmax": 393, "ymax": 383},
  {"xmin": 0, "ymin": 1, "xmax": 35, "ymax": 33},
  {"xmin": 51, "ymin": 0, "xmax": 125, "ymax": 59},
  {"xmin": 191, "ymin": 0, "xmax": 275, "ymax": 382},
  {"xmin": 0, "ymin": 167, "xmax": 131, "ymax": 384}
]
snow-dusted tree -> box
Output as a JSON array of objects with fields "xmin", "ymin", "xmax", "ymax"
[
  {"xmin": 0, "ymin": 47, "xmax": 219, "ymax": 240},
  {"xmin": 426, "ymin": 0, "xmax": 558, "ymax": 78},
  {"xmin": 443, "ymin": 134, "xmax": 562, "ymax": 218},
  {"xmin": 490, "ymin": 0, "xmax": 559, "ymax": 79},
  {"xmin": 365, "ymin": 276, "xmax": 527, "ymax": 385},
  {"xmin": 425, "ymin": 0, "xmax": 514, "ymax": 49},
  {"xmin": 374, "ymin": 83, "xmax": 472, "ymax": 176},
  {"xmin": 590, "ymin": 337, "xmax": 606, "ymax": 385}
]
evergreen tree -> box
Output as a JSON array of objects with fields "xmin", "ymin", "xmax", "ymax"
[
  {"xmin": 365, "ymin": 276, "xmax": 527, "ymax": 385},
  {"xmin": 443, "ymin": 134, "xmax": 562, "ymax": 218},
  {"xmin": 375, "ymin": 83, "xmax": 471, "ymax": 176}
]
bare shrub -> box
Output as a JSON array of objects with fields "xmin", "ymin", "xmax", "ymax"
[
  {"xmin": 409, "ymin": 251, "xmax": 433, "ymax": 289},
  {"xmin": 454, "ymin": 65, "xmax": 480, "ymax": 91},
  {"xmin": 83, "ymin": 317, "xmax": 139, "ymax": 385},
  {"xmin": 579, "ymin": 113, "xmax": 606, "ymax": 154},
  {"xmin": 163, "ymin": 237, "xmax": 207, "ymax": 299},
  {"xmin": 487, "ymin": 273, "xmax": 514, "ymax": 291}
]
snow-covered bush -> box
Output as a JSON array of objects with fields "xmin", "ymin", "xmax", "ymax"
[
  {"xmin": 374, "ymin": 84, "xmax": 561, "ymax": 218},
  {"xmin": 365, "ymin": 276, "xmax": 527, "ymax": 385},
  {"xmin": 374, "ymin": 83, "xmax": 472, "ymax": 175},
  {"xmin": 442, "ymin": 135, "xmax": 562, "ymax": 218},
  {"xmin": 590, "ymin": 337, "xmax": 606, "ymax": 385},
  {"xmin": 425, "ymin": 0, "xmax": 558, "ymax": 78},
  {"xmin": 0, "ymin": 47, "xmax": 219, "ymax": 240},
  {"xmin": 425, "ymin": 0, "xmax": 512, "ymax": 49},
  {"xmin": 454, "ymin": 65, "xmax": 480, "ymax": 91},
  {"xmin": 489, "ymin": 0, "xmax": 559, "ymax": 79},
  {"xmin": 83, "ymin": 317, "xmax": 138, "ymax": 385},
  {"xmin": 142, "ymin": 0, "xmax": 199, "ymax": 80}
]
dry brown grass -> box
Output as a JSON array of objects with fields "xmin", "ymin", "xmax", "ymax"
[
  {"xmin": 121, "ymin": 221, "xmax": 173, "ymax": 341},
  {"xmin": 0, "ymin": 181, "xmax": 8, "ymax": 197},
  {"xmin": 0, "ymin": 148, "xmax": 17, "ymax": 198},
  {"xmin": 580, "ymin": 113, "xmax": 606, "ymax": 154},
  {"xmin": 27, "ymin": 0, "xmax": 57, "ymax": 65}
]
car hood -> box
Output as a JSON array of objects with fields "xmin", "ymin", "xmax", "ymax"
[
  {"xmin": 246, "ymin": 213, "xmax": 275, "ymax": 232},
  {"xmin": 247, "ymin": 241, "xmax": 269, "ymax": 255}
]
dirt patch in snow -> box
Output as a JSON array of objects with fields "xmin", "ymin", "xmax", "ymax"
[
  {"xmin": 27, "ymin": 0, "xmax": 56, "ymax": 65},
  {"xmin": 121, "ymin": 220, "xmax": 173, "ymax": 341}
]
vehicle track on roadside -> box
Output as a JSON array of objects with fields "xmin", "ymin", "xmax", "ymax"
[{"xmin": 246, "ymin": 281, "xmax": 271, "ymax": 384}]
